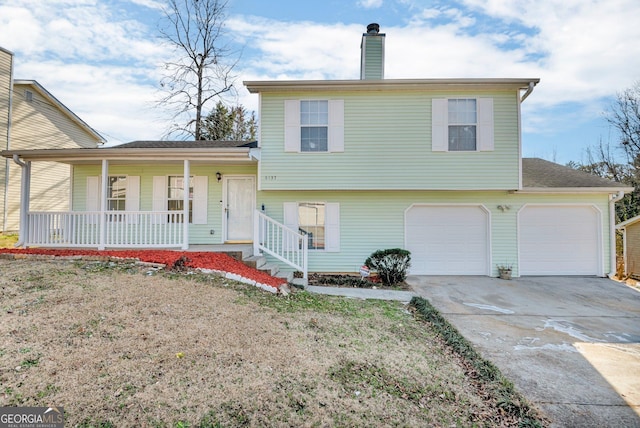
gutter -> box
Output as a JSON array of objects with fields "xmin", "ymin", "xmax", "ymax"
[{"xmin": 609, "ymin": 190, "xmax": 625, "ymax": 278}]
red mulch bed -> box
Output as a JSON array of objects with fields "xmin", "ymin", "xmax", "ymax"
[{"xmin": 0, "ymin": 248, "xmax": 286, "ymax": 289}]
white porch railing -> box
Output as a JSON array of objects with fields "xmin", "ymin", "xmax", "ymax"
[
  {"xmin": 25, "ymin": 211, "xmax": 185, "ymax": 248},
  {"xmin": 254, "ymin": 210, "xmax": 308, "ymax": 279}
]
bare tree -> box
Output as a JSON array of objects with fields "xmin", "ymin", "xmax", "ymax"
[
  {"xmin": 606, "ymin": 81, "xmax": 640, "ymax": 159},
  {"xmin": 158, "ymin": 0, "xmax": 239, "ymax": 140}
]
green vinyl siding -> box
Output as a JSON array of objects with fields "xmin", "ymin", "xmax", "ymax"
[
  {"xmin": 73, "ymin": 164, "xmax": 257, "ymax": 245},
  {"xmin": 361, "ymin": 36, "xmax": 384, "ymax": 80},
  {"xmin": 258, "ymin": 190, "xmax": 612, "ymax": 276},
  {"xmin": 258, "ymin": 89, "xmax": 520, "ymax": 191}
]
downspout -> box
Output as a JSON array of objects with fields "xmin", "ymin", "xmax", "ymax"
[
  {"xmin": 520, "ymin": 81, "xmax": 536, "ymax": 103},
  {"xmin": 12, "ymin": 154, "xmax": 29, "ymax": 247},
  {"xmin": 3, "ymin": 51, "xmax": 15, "ymax": 232},
  {"xmin": 609, "ymin": 190, "xmax": 625, "ymax": 278}
]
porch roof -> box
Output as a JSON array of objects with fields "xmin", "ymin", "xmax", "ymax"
[{"xmin": 1, "ymin": 140, "xmax": 259, "ymax": 165}]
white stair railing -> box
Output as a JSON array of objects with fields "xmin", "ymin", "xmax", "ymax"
[{"xmin": 254, "ymin": 210, "xmax": 308, "ymax": 279}]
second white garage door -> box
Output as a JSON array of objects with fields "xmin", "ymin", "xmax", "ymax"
[
  {"xmin": 519, "ymin": 205, "xmax": 602, "ymax": 276},
  {"xmin": 405, "ymin": 205, "xmax": 490, "ymax": 275}
]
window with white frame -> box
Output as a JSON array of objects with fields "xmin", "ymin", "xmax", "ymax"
[
  {"xmin": 168, "ymin": 175, "xmax": 194, "ymax": 223},
  {"xmin": 298, "ymin": 202, "xmax": 326, "ymax": 250},
  {"xmin": 448, "ymin": 99, "xmax": 477, "ymax": 151},
  {"xmin": 107, "ymin": 176, "xmax": 127, "ymax": 211},
  {"xmin": 432, "ymin": 98, "xmax": 494, "ymax": 152},
  {"xmin": 284, "ymin": 99, "xmax": 344, "ymax": 153},
  {"xmin": 300, "ymin": 100, "xmax": 329, "ymax": 152}
]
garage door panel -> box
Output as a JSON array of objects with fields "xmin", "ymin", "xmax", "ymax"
[
  {"xmin": 406, "ymin": 206, "xmax": 489, "ymax": 275},
  {"xmin": 519, "ymin": 205, "xmax": 600, "ymax": 276}
]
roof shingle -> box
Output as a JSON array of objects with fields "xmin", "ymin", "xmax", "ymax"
[{"xmin": 522, "ymin": 158, "xmax": 628, "ymax": 188}]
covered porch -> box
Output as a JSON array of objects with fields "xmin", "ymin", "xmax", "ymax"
[{"xmin": 1, "ymin": 141, "xmax": 308, "ymax": 280}]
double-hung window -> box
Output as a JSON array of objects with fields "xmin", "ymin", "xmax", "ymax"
[
  {"xmin": 284, "ymin": 99, "xmax": 344, "ymax": 153},
  {"xmin": 300, "ymin": 101, "xmax": 329, "ymax": 152},
  {"xmin": 298, "ymin": 202, "xmax": 326, "ymax": 250},
  {"xmin": 432, "ymin": 98, "xmax": 494, "ymax": 152},
  {"xmin": 283, "ymin": 201, "xmax": 341, "ymax": 252},
  {"xmin": 107, "ymin": 176, "xmax": 127, "ymax": 211},
  {"xmin": 168, "ymin": 175, "xmax": 194, "ymax": 223},
  {"xmin": 448, "ymin": 99, "xmax": 477, "ymax": 151}
]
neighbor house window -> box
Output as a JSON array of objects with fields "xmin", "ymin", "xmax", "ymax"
[
  {"xmin": 168, "ymin": 175, "xmax": 194, "ymax": 223},
  {"xmin": 300, "ymin": 100, "xmax": 329, "ymax": 152},
  {"xmin": 107, "ymin": 176, "xmax": 127, "ymax": 211},
  {"xmin": 298, "ymin": 202, "xmax": 325, "ymax": 250},
  {"xmin": 448, "ymin": 99, "xmax": 477, "ymax": 151}
]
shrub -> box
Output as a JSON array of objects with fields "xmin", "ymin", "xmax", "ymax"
[{"xmin": 364, "ymin": 248, "xmax": 411, "ymax": 286}]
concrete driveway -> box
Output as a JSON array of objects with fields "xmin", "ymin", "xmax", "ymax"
[{"xmin": 406, "ymin": 275, "xmax": 640, "ymax": 428}]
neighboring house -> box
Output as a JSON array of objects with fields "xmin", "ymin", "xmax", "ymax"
[
  {"xmin": 0, "ymin": 47, "xmax": 105, "ymax": 233},
  {"xmin": 616, "ymin": 215, "xmax": 640, "ymax": 278},
  {"xmin": 0, "ymin": 25, "xmax": 632, "ymax": 280}
]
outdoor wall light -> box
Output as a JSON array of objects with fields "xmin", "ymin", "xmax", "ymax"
[
  {"xmin": 216, "ymin": 172, "xmax": 222, "ymax": 182},
  {"xmin": 497, "ymin": 204, "xmax": 511, "ymax": 212}
]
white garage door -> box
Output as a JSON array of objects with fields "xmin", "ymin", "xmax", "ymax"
[
  {"xmin": 405, "ymin": 205, "xmax": 489, "ymax": 275},
  {"xmin": 519, "ymin": 205, "xmax": 601, "ymax": 276}
]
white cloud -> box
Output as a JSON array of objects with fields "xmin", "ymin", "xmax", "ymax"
[
  {"xmin": 2, "ymin": 0, "xmax": 639, "ymax": 151},
  {"xmin": 358, "ymin": 0, "xmax": 384, "ymax": 8}
]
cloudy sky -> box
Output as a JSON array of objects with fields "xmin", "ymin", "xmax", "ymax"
[{"xmin": 1, "ymin": 0, "xmax": 639, "ymax": 164}]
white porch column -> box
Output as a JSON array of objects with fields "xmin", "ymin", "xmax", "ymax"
[
  {"xmin": 99, "ymin": 159, "xmax": 108, "ymax": 250},
  {"xmin": 182, "ymin": 159, "xmax": 190, "ymax": 250},
  {"xmin": 18, "ymin": 159, "xmax": 31, "ymax": 246}
]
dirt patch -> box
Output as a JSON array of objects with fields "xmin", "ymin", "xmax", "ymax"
[{"xmin": 1, "ymin": 258, "xmax": 531, "ymax": 426}]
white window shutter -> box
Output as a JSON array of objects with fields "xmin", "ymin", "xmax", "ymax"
[
  {"xmin": 152, "ymin": 176, "xmax": 167, "ymax": 224},
  {"xmin": 328, "ymin": 99, "xmax": 344, "ymax": 152},
  {"xmin": 125, "ymin": 176, "xmax": 140, "ymax": 224},
  {"xmin": 477, "ymin": 98, "xmax": 494, "ymax": 151},
  {"xmin": 325, "ymin": 202, "xmax": 340, "ymax": 252},
  {"xmin": 283, "ymin": 202, "xmax": 299, "ymax": 251},
  {"xmin": 284, "ymin": 100, "xmax": 300, "ymax": 152},
  {"xmin": 86, "ymin": 176, "xmax": 100, "ymax": 211},
  {"xmin": 193, "ymin": 176, "xmax": 208, "ymax": 225},
  {"xmin": 431, "ymin": 98, "xmax": 448, "ymax": 151}
]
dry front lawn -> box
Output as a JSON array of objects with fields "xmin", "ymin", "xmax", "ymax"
[{"xmin": 0, "ymin": 258, "xmax": 538, "ymax": 427}]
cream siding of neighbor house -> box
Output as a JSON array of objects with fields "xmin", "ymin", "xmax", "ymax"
[
  {"xmin": 257, "ymin": 190, "xmax": 612, "ymax": 275},
  {"xmin": 625, "ymin": 221, "xmax": 640, "ymax": 277},
  {"xmin": 257, "ymin": 89, "xmax": 520, "ymax": 191},
  {"xmin": 72, "ymin": 164, "xmax": 258, "ymax": 245},
  {"xmin": 0, "ymin": 48, "xmax": 13, "ymax": 231},
  {"xmin": 4, "ymin": 82, "xmax": 103, "ymax": 231}
]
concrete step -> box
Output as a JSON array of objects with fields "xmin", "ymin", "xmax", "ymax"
[
  {"xmin": 258, "ymin": 262, "xmax": 280, "ymax": 277},
  {"xmin": 242, "ymin": 255, "xmax": 267, "ymax": 269},
  {"xmin": 291, "ymin": 277, "xmax": 308, "ymax": 288},
  {"xmin": 276, "ymin": 269, "xmax": 293, "ymax": 283}
]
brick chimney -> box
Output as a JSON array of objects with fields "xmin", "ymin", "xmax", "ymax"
[{"xmin": 360, "ymin": 23, "xmax": 385, "ymax": 80}]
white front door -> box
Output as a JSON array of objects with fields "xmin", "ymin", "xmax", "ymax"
[{"xmin": 224, "ymin": 176, "xmax": 255, "ymax": 242}]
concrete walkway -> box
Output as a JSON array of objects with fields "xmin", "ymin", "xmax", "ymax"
[
  {"xmin": 305, "ymin": 285, "xmax": 414, "ymax": 302},
  {"xmin": 407, "ymin": 275, "xmax": 640, "ymax": 428}
]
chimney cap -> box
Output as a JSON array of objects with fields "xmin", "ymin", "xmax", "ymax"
[{"xmin": 366, "ymin": 23, "xmax": 380, "ymax": 34}]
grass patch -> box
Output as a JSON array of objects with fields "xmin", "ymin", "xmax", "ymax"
[
  {"xmin": 410, "ymin": 296, "xmax": 546, "ymax": 427},
  {"xmin": 0, "ymin": 257, "xmax": 545, "ymax": 426},
  {"xmin": 0, "ymin": 232, "xmax": 18, "ymax": 248}
]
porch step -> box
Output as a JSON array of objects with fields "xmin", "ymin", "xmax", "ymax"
[
  {"xmin": 291, "ymin": 277, "xmax": 308, "ymax": 288},
  {"xmin": 243, "ymin": 255, "xmax": 267, "ymax": 269}
]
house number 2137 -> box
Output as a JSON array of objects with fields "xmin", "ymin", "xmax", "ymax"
[{"xmin": 263, "ymin": 176, "xmax": 277, "ymax": 181}]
